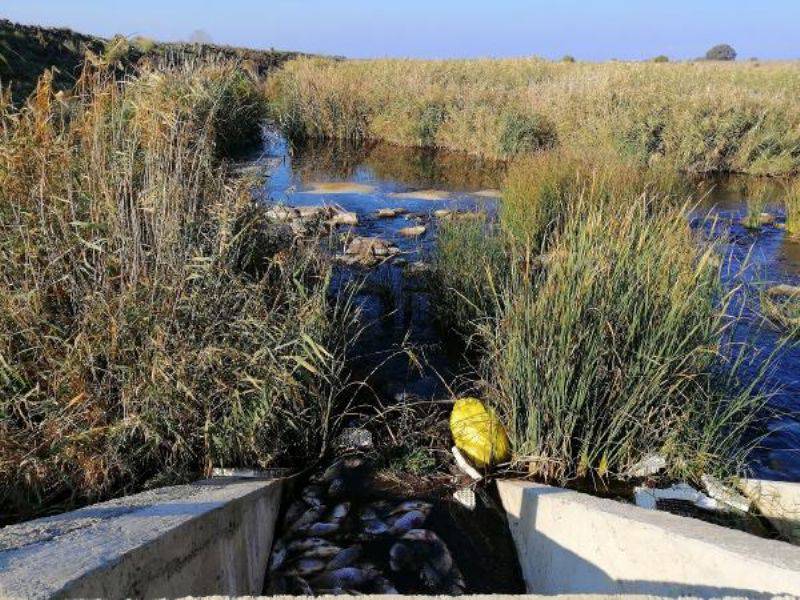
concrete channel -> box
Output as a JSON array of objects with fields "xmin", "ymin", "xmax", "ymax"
[{"xmin": 2, "ymin": 476, "xmax": 800, "ymax": 598}]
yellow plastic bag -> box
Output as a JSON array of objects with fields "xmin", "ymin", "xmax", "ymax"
[{"xmin": 450, "ymin": 397, "xmax": 510, "ymax": 468}]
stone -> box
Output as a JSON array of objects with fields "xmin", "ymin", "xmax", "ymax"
[
  {"xmin": 328, "ymin": 210, "xmax": 359, "ymax": 227},
  {"xmin": 376, "ymin": 208, "xmax": 407, "ymax": 218},
  {"xmin": 740, "ymin": 479, "xmax": 800, "ymax": 543},
  {"xmin": 398, "ymin": 225, "xmax": 426, "ymax": 237},
  {"xmin": 701, "ymin": 474, "xmax": 751, "ymax": 513},
  {"xmin": 624, "ymin": 453, "xmax": 667, "ymax": 478},
  {"xmin": 767, "ymin": 284, "xmax": 800, "ymax": 298},
  {"xmin": 343, "ymin": 236, "xmax": 400, "ymax": 266},
  {"xmin": 266, "ymin": 205, "xmax": 299, "ymax": 223},
  {"xmin": 433, "ymin": 209, "xmax": 452, "ymax": 218}
]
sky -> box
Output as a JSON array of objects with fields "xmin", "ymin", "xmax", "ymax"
[{"xmin": 2, "ymin": 1, "xmax": 798, "ymax": 61}]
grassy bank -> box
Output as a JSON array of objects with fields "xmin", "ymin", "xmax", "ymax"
[
  {"xmin": 0, "ymin": 61, "xmax": 356, "ymax": 522},
  {"xmin": 268, "ymin": 57, "xmax": 800, "ymax": 175},
  {"xmin": 0, "ymin": 18, "xmax": 303, "ymax": 104},
  {"xmin": 432, "ymin": 153, "xmax": 770, "ymax": 483}
]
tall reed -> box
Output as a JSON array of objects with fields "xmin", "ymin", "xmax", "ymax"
[
  {"xmin": 785, "ymin": 178, "xmax": 800, "ymax": 236},
  {"xmin": 434, "ymin": 155, "xmax": 770, "ymax": 483},
  {"xmin": 0, "ymin": 62, "xmax": 357, "ymax": 521}
]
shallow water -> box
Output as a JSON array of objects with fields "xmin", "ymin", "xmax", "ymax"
[{"xmin": 254, "ymin": 133, "xmax": 800, "ymax": 483}]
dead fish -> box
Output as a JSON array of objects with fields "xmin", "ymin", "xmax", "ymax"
[
  {"xmin": 288, "ymin": 575, "xmax": 314, "ymax": 596},
  {"xmin": 325, "ymin": 545, "xmax": 362, "ymax": 571},
  {"xmin": 300, "ymin": 544, "xmax": 342, "ymax": 560},
  {"xmin": 311, "ymin": 566, "xmax": 372, "ymax": 589},
  {"xmin": 448, "ymin": 565, "xmax": 467, "ymax": 594},
  {"xmin": 307, "ymin": 521, "xmax": 340, "ymax": 536},
  {"xmin": 290, "ymin": 504, "xmax": 327, "ymax": 533},
  {"xmin": 328, "ymin": 477, "xmax": 346, "ymax": 498},
  {"xmin": 359, "ymin": 501, "xmax": 391, "ymax": 521},
  {"xmin": 329, "ymin": 502, "xmax": 350, "ymax": 522},
  {"xmin": 311, "ymin": 459, "xmax": 344, "ymax": 484},
  {"xmin": 402, "ymin": 529, "xmax": 454, "ymax": 575},
  {"xmin": 288, "ymin": 537, "xmax": 330, "ymax": 553},
  {"xmin": 302, "ymin": 484, "xmax": 325, "ymax": 508},
  {"xmin": 421, "ymin": 562, "xmax": 443, "ymax": 590},
  {"xmin": 282, "ymin": 500, "xmax": 308, "ymax": 527},
  {"xmin": 373, "ymin": 576, "xmax": 399, "ymax": 594},
  {"xmin": 389, "ymin": 541, "xmax": 415, "ymax": 572},
  {"xmin": 360, "ymin": 518, "xmax": 389, "ymax": 537},
  {"xmin": 390, "ymin": 500, "xmax": 432, "ymax": 516},
  {"xmin": 268, "ymin": 539, "xmax": 288, "ymax": 572},
  {"xmin": 285, "ymin": 557, "xmax": 328, "ymax": 577},
  {"xmin": 389, "ymin": 509, "xmax": 427, "ymax": 535}
]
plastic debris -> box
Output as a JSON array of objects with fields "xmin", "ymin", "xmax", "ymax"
[
  {"xmin": 625, "ymin": 453, "xmax": 667, "ymax": 478},
  {"xmin": 634, "ymin": 482, "xmax": 722, "ymax": 512},
  {"xmin": 453, "ymin": 487, "xmax": 476, "ymax": 511},
  {"xmin": 701, "ymin": 474, "xmax": 751, "ymax": 513},
  {"xmin": 452, "ymin": 446, "xmax": 482, "ymax": 481},
  {"xmin": 449, "ymin": 397, "xmax": 510, "ymax": 468}
]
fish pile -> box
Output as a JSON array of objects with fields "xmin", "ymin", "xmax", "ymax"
[{"xmin": 267, "ymin": 458, "xmax": 465, "ymax": 595}]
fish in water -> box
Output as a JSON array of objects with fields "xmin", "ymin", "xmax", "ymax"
[
  {"xmin": 388, "ymin": 509, "xmax": 427, "ymax": 535},
  {"xmin": 373, "ymin": 576, "xmax": 399, "ymax": 594},
  {"xmin": 329, "ymin": 501, "xmax": 350, "ymax": 522},
  {"xmin": 285, "ymin": 557, "xmax": 327, "ymax": 577},
  {"xmin": 287, "ymin": 537, "xmax": 331, "ymax": 553},
  {"xmin": 301, "ymin": 484, "xmax": 325, "ymax": 508},
  {"xmin": 299, "ymin": 543, "xmax": 342, "ymax": 560},
  {"xmin": 306, "ymin": 521, "xmax": 340, "ymax": 536},
  {"xmin": 282, "ymin": 500, "xmax": 308, "ymax": 528},
  {"xmin": 360, "ymin": 518, "xmax": 389, "ymax": 537},
  {"xmin": 389, "ymin": 500, "xmax": 432, "ymax": 516},
  {"xmin": 325, "ymin": 545, "xmax": 362, "ymax": 570},
  {"xmin": 328, "ymin": 477, "xmax": 346, "ymax": 498},
  {"xmin": 268, "ymin": 539, "xmax": 288, "ymax": 572},
  {"xmin": 389, "ymin": 541, "xmax": 415, "ymax": 572},
  {"xmin": 312, "ymin": 566, "xmax": 379, "ymax": 590},
  {"xmin": 289, "ymin": 504, "xmax": 326, "ymax": 533}
]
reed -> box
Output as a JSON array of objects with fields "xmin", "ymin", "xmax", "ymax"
[
  {"xmin": 434, "ymin": 156, "xmax": 771, "ymax": 483},
  {"xmin": 784, "ymin": 178, "xmax": 800, "ymax": 236},
  {"xmin": 268, "ymin": 57, "xmax": 800, "ymax": 175},
  {"xmin": 0, "ymin": 61, "xmax": 357, "ymax": 522}
]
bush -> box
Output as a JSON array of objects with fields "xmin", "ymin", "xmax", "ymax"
[
  {"xmin": 0, "ymin": 63, "xmax": 356, "ymax": 521},
  {"xmin": 653, "ymin": 55, "xmax": 670, "ymax": 63},
  {"xmin": 705, "ymin": 44, "xmax": 737, "ymax": 61},
  {"xmin": 561, "ymin": 55, "xmax": 576, "ymax": 63},
  {"xmin": 498, "ymin": 112, "xmax": 558, "ymax": 157}
]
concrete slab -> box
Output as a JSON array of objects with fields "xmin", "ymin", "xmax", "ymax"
[
  {"xmin": 0, "ymin": 477, "xmax": 282, "ymax": 599},
  {"xmin": 497, "ymin": 479, "xmax": 800, "ymax": 597},
  {"xmin": 740, "ymin": 478, "xmax": 800, "ymax": 543}
]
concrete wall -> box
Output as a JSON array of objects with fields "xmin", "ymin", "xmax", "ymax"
[
  {"xmin": 497, "ymin": 480, "xmax": 800, "ymax": 597},
  {"xmin": 0, "ymin": 476, "xmax": 282, "ymax": 599}
]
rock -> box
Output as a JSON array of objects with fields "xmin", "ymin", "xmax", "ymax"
[
  {"xmin": 344, "ymin": 236, "xmax": 400, "ymax": 266},
  {"xmin": 399, "ymin": 225, "xmax": 427, "ymax": 237},
  {"xmin": 266, "ymin": 205, "xmax": 300, "ymax": 223},
  {"xmin": 376, "ymin": 208, "xmax": 407, "ymax": 218},
  {"xmin": 391, "ymin": 189, "xmax": 451, "ymax": 201},
  {"xmin": 739, "ymin": 478, "xmax": 800, "ymax": 543},
  {"xmin": 405, "ymin": 261, "xmax": 431, "ymax": 276},
  {"xmin": 433, "ymin": 209, "xmax": 451, "ymax": 218},
  {"xmin": 624, "ymin": 453, "xmax": 667, "ymax": 478},
  {"xmin": 328, "ymin": 209, "xmax": 359, "ymax": 227},
  {"xmin": 759, "ymin": 212, "xmax": 776, "ymax": 226}
]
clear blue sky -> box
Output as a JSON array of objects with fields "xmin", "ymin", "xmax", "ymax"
[{"xmin": 2, "ymin": 1, "xmax": 798, "ymax": 60}]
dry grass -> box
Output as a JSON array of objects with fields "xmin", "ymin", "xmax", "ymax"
[
  {"xmin": 0, "ymin": 61, "xmax": 357, "ymax": 521},
  {"xmin": 268, "ymin": 57, "xmax": 800, "ymax": 175}
]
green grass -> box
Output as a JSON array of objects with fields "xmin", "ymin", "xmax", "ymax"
[
  {"xmin": 433, "ymin": 155, "xmax": 771, "ymax": 484},
  {"xmin": 785, "ymin": 178, "xmax": 800, "ymax": 236},
  {"xmin": 0, "ymin": 61, "xmax": 357, "ymax": 522},
  {"xmin": 267, "ymin": 56, "xmax": 800, "ymax": 175}
]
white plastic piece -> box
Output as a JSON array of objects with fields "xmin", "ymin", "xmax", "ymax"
[
  {"xmin": 702, "ymin": 474, "xmax": 752, "ymax": 513},
  {"xmin": 453, "ymin": 487, "xmax": 477, "ymax": 510},
  {"xmin": 634, "ymin": 482, "xmax": 723, "ymax": 512},
  {"xmin": 625, "ymin": 453, "xmax": 667, "ymax": 478},
  {"xmin": 452, "ymin": 446, "xmax": 483, "ymax": 481}
]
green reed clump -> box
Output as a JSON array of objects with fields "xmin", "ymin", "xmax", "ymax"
[
  {"xmin": 784, "ymin": 178, "xmax": 800, "ymax": 236},
  {"xmin": 0, "ymin": 62, "xmax": 356, "ymax": 522},
  {"xmin": 743, "ymin": 179, "xmax": 774, "ymax": 229},
  {"xmin": 434, "ymin": 156, "xmax": 770, "ymax": 483}
]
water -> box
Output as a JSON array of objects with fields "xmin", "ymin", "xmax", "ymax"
[{"xmin": 253, "ymin": 132, "xmax": 800, "ymax": 483}]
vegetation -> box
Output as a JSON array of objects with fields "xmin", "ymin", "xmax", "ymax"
[
  {"xmin": 268, "ymin": 56, "xmax": 800, "ymax": 174},
  {"xmin": 785, "ymin": 178, "xmax": 800, "ymax": 236},
  {"xmin": 706, "ymin": 44, "xmax": 737, "ymax": 61},
  {"xmin": 0, "ymin": 19, "xmax": 303, "ymax": 104},
  {"xmin": 0, "ymin": 61, "xmax": 357, "ymax": 522},
  {"xmin": 432, "ymin": 152, "xmax": 770, "ymax": 483}
]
